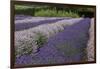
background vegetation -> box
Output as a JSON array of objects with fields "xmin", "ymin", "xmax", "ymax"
[{"xmin": 15, "ymin": 5, "xmax": 94, "ymax": 18}]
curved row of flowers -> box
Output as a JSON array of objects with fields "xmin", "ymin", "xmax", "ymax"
[{"xmin": 15, "ymin": 18, "xmax": 83, "ymax": 58}]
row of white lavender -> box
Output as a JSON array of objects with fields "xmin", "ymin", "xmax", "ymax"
[
  {"xmin": 15, "ymin": 18, "xmax": 83, "ymax": 58},
  {"xmin": 87, "ymin": 18, "xmax": 94, "ymax": 61}
]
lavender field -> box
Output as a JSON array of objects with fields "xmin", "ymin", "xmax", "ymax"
[{"xmin": 14, "ymin": 15, "xmax": 94, "ymax": 65}]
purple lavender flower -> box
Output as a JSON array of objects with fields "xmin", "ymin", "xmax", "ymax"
[{"xmin": 15, "ymin": 16, "xmax": 91, "ymax": 65}]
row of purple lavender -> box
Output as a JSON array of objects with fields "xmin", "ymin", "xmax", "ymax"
[{"xmin": 15, "ymin": 15, "xmax": 91, "ymax": 65}]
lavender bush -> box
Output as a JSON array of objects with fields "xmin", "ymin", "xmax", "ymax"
[
  {"xmin": 15, "ymin": 16, "xmax": 91, "ymax": 65},
  {"xmin": 15, "ymin": 17, "xmax": 83, "ymax": 58}
]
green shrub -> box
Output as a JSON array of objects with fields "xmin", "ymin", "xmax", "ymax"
[
  {"xmin": 35, "ymin": 33, "xmax": 47, "ymax": 48},
  {"xmin": 15, "ymin": 5, "xmax": 94, "ymax": 18},
  {"xmin": 35, "ymin": 9, "xmax": 79, "ymax": 17}
]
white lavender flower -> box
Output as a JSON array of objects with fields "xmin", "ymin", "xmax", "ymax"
[{"xmin": 15, "ymin": 30, "xmax": 38, "ymax": 57}]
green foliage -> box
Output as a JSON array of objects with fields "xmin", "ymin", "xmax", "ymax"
[
  {"xmin": 35, "ymin": 33, "xmax": 47, "ymax": 48},
  {"xmin": 15, "ymin": 5, "xmax": 35, "ymax": 16},
  {"xmin": 15, "ymin": 5, "xmax": 94, "ymax": 18},
  {"xmin": 35, "ymin": 9, "xmax": 57, "ymax": 17},
  {"xmin": 35, "ymin": 9, "xmax": 79, "ymax": 17},
  {"xmin": 57, "ymin": 10, "xmax": 79, "ymax": 17},
  {"xmin": 15, "ymin": 5, "xmax": 33, "ymax": 10}
]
